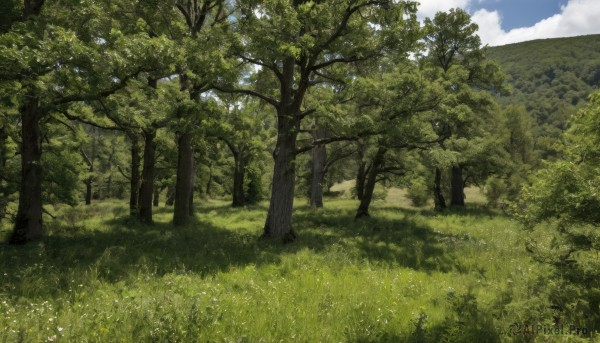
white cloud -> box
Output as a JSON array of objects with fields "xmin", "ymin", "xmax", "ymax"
[
  {"xmin": 416, "ymin": 0, "xmax": 472, "ymax": 20},
  {"xmin": 472, "ymin": 0, "xmax": 600, "ymax": 46}
]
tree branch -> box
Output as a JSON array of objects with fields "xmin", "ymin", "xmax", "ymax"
[
  {"xmin": 295, "ymin": 135, "xmax": 359, "ymax": 155},
  {"xmin": 212, "ymin": 84, "xmax": 279, "ymax": 108}
]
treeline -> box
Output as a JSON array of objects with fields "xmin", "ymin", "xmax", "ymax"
[
  {"xmin": 488, "ymin": 34, "xmax": 600, "ymax": 158},
  {"xmin": 0, "ymin": 0, "xmax": 586, "ymax": 245}
]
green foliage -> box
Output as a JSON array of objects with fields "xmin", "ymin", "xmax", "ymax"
[
  {"xmin": 483, "ymin": 177, "xmax": 507, "ymax": 208},
  {"xmin": 512, "ymin": 91, "xmax": 600, "ymax": 331},
  {"xmin": 515, "ymin": 92, "xmax": 600, "ymax": 226},
  {"xmin": 244, "ymin": 161, "xmax": 265, "ymax": 204},
  {"xmin": 406, "ymin": 177, "xmax": 430, "ymax": 207},
  {"xmin": 489, "ymin": 35, "xmax": 600, "ymax": 158}
]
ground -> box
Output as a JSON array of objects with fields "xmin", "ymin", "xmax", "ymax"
[{"xmin": 0, "ymin": 188, "xmax": 583, "ymax": 342}]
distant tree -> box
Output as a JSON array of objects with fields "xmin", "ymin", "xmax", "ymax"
[
  {"xmin": 351, "ymin": 65, "xmax": 443, "ymax": 218},
  {"xmin": 207, "ymin": 95, "xmax": 272, "ymax": 207},
  {"xmin": 423, "ymin": 8, "xmax": 505, "ymax": 209}
]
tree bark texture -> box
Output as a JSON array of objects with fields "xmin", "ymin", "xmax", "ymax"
[
  {"xmin": 433, "ymin": 167, "xmax": 446, "ymax": 211},
  {"xmin": 173, "ymin": 132, "xmax": 194, "ymax": 225},
  {"xmin": 262, "ymin": 118, "xmax": 298, "ymax": 242},
  {"xmin": 450, "ymin": 165, "xmax": 465, "ymax": 207},
  {"xmin": 138, "ymin": 130, "xmax": 156, "ymax": 223},
  {"xmin": 309, "ymin": 129, "xmax": 327, "ymax": 208},
  {"xmin": 10, "ymin": 97, "xmax": 43, "ymax": 244},
  {"xmin": 129, "ymin": 134, "xmax": 141, "ymax": 216},
  {"xmin": 355, "ymin": 148, "xmax": 386, "ymax": 219}
]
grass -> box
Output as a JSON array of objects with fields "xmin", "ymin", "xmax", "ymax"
[{"xmin": 0, "ymin": 193, "xmax": 597, "ymax": 342}]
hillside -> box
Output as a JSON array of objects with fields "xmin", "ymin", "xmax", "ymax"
[{"xmin": 488, "ymin": 34, "xmax": 600, "ymax": 154}]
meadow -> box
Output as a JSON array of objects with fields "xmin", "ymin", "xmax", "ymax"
[{"xmin": 0, "ymin": 188, "xmax": 595, "ymax": 342}]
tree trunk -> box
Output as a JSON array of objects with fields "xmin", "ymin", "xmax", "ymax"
[
  {"xmin": 450, "ymin": 165, "xmax": 465, "ymax": 207},
  {"xmin": 262, "ymin": 57, "xmax": 302, "ymax": 243},
  {"xmin": 205, "ymin": 164, "xmax": 212, "ymax": 197},
  {"xmin": 355, "ymin": 148, "xmax": 386, "ymax": 219},
  {"xmin": 153, "ymin": 186, "xmax": 160, "ymax": 207},
  {"xmin": 0, "ymin": 125, "xmax": 9, "ymax": 222},
  {"xmin": 10, "ymin": 97, "xmax": 43, "ymax": 244},
  {"xmin": 129, "ymin": 134, "xmax": 141, "ymax": 216},
  {"xmin": 262, "ymin": 125, "xmax": 298, "ymax": 242},
  {"xmin": 173, "ymin": 132, "xmax": 194, "ymax": 226},
  {"xmin": 355, "ymin": 162, "xmax": 367, "ymax": 201},
  {"xmin": 106, "ymin": 174, "xmax": 112, "ymax": 199},
  {"xmin": 433, "ymin": 167, "xmax": 446, "ymax": 211},
  {"xmin": 82, "ymin": 129, "xmax": 96, "ymax": 206},
  {"xmin": 165, "ymin": 184, "xmax": 175, "ymax": 206},
  {"xmin": 85, "ymin": 180, "xmax": 92, "ymax": 205},
  {"xmin": 232, "ymin": 151, "xmax": 247, "ymax": 207},
  {"xmin": 309, "ymin": 129, "xmax": 327, "ymax": 208},
  {"xmin": 189, "ymin": 162, "xmax": 195, "ymax": 217},
  {"xmin": 355, "ymin": 142, "xmax": 367, "ymax": 200},
  {"xmin": 138, "ymin": 130, "xmax": 156, "ymax": 223}
]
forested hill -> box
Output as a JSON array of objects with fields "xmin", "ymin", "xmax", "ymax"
[{"xmin": 488, "ymin": 34, "xmax": 600, "ymax": 152}]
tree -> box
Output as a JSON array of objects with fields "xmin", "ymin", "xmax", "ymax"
[
  {"xmin": 218, "ymin": 0, "xmax": 420, "ymax": 242},
  {"xmin": 2, "ymin": 0, "xmax": 178, "ymax": 243},
  {"xmin": 423, "ymin": 8, "xmax": 505, "ymax": 209},
  {"xmin": 349, "ymin": 66, "xmax": 443, "ymax": 218},
  {"xmin": 170, "ymin": 0, "xmax": 232, "ymax": 226},
  {"xmin": 208, "ymin": 95, "xmax": 272, "ymax": 207},
  {"xmin": 513, "ymin": 91, "xmax": 600, "ymax": 327}
]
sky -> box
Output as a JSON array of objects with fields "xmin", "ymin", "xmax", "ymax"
[{"xmin": 416, "ymin": 0, "xmax": 600, "ymax": 46}]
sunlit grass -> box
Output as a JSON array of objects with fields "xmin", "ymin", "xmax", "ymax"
[{"xmin": 0, "ymin": 194, "xmax": 586, "ymax": 342}]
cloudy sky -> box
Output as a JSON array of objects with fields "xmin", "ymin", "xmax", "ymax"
[{"xmin": 417, "ymin": 0, "xmax": 600, "ymax": 46}]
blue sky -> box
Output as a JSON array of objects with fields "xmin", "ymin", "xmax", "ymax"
[
  {"xmin": 471, "ymin": 0, "xmax": 568, "ymax": 30},
  {"xmin": 417, "ymin": 0, "xmax": 600, "ymax": 46}
]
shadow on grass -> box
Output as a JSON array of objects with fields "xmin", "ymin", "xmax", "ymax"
[
  {"xmin": 289, "ymin": 207, "xmax": 470, "ymax": 273},
  {"xmin": 394, "ymin": 205, "xmax": 500, "ymax": 219},
  {"xmin": 0, "ymin": 201, "xmax": 474, "ymax": 299}
]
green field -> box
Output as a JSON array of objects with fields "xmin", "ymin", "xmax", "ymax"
[{"xmin": 3, "ymin": 191, "xmax": 595, "ymax": 342}]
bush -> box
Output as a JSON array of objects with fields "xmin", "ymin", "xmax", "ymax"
[
  {"xmin": 406, "ymin": 177, "xmax": 430, "ymax": 207},
  {"xmin": 484, "ymin": 177, "xmax": 507, "ymax": 208}
]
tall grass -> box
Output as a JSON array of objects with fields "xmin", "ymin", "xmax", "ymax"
[{"xmin": 0, "ymin": 195, "xmax": 596, "ymax": 342}]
